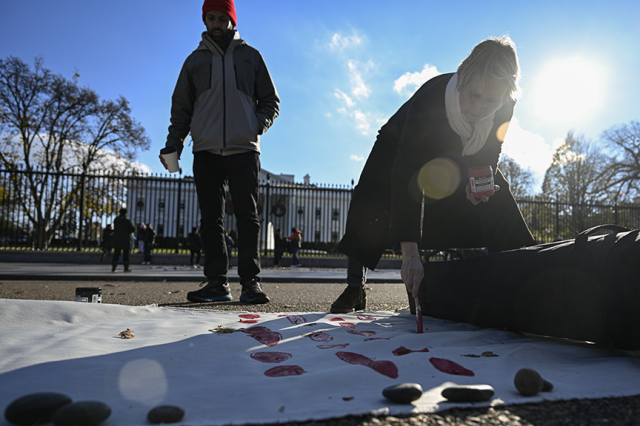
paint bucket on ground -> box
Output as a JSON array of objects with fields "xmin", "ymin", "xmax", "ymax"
[{"xmin": 75, "ymin": 287, "xmax": 102, "ymax": 303}]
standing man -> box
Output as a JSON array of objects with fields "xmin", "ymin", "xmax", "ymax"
[
  {"xmin": 111, "ymin": 208, "xmax": 136, "ymax": 273},
  {"xmin": 160, "ymin": 0, "xmax": 279, "ymax": 304}
]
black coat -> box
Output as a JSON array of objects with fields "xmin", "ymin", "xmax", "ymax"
[
  {"xmin": 339, "ymin": 73, "xmax": 535, "ymax": 269},
  {"xmin": 112, "ymin": 214, "xmax": 136, "ymax": 250}
]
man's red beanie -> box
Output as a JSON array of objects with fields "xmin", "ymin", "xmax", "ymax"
[{"xmin": 202, "ymin": 0, "xmax": 237, "ymax": 27}]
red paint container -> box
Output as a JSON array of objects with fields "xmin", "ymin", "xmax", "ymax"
[{"xmin": 468, "ymin": 166, "xmax": 495, "ymax": 199}]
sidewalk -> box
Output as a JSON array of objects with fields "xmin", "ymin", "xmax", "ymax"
[{"xmin": 0, "ymin": 262, "xmax": 402, "ymax": 283}]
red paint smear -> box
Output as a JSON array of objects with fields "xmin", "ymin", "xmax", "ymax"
[
  {"xmin": 317, "ymin": 343, "xmax": 350, "ymax": 349},
  {"xmin": 308, "ymin": 331, "xmax": 333, "ymax": 342},
  {"xmin": 357, "ymin": 316, "xmax": 376, "ymax": 321},
  {"xmin": 277, "ymin": 314, "xmax": 289, "ymax": 317},
  {"xmin": 239, "ymin": 314, "xmax": 261, "ymax": 319},
  {"xmin": 239, "ymin": 319, "xmax": 259, "ymax": 324},
  {"xmin": 250, "ymin": 352, "xmax": 292, "ymax": 363},
  {"xmin": 242, "ymin": 326, "xmax": 283, "ymax": 347},
  {"xmin": 329, "ymin": 317, "xmax": 345, "ymax": 322},
  {"xmin": 287, "ymin": 315, "xmax": 307, "ymax": 324},
  {"xmin": 264, "ymin": 365, "xmax": 306, "ymax": 377},
  {"xmin": 339, "ymin": 322, "xmax": 356, "ymax": 328},
  {"xmin": 392, "ymin": 346, "xmax": 430, "ymax": 356},
  {"xmin": 364, "ymin": 337, "xmax": 391, "ymax": 341},
  {"xmin": 347, "ymin": 329, "xmax": 377, "ymax": 337},
  {"xmin": 335, "ymin": 351, "xmax": 398, "ymax": 379},
  {"xmin": 429, "ymin": 357, "xmax": 475, "ymax": 376}
]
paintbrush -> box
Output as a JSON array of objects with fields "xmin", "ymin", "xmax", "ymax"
[{"xmin": 415, "ymin": 296, "xmax": 423, "ymax": 333}]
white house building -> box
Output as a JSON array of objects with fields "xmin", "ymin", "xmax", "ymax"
[{"xmin": 126, "ymin": 169, "xmax": 352, "ymax": 249}]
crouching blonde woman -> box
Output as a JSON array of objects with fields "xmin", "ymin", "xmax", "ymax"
[{"xmin": 332, "ymin": 36, "xmax": 535, "ymax": 313}]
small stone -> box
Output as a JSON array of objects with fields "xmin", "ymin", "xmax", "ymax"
[
  {"xmin": 382, "ymin": 383, "xmax": 423, "ymax": 404},
  {"xmin": 514, "ymin": 368, "xmax": 544, "ymax": 396},
  {"xmin": 147, "ymin": 405, "xmax": 185, "ymax": 424},
  {"xmin": 441, "ymin": 384, "xmax": 495, "ymax": 402},
  {"xmin": 51, "ymin": 401, "xmax": 111, "ymax": 426},
  {"xmin": 4, "ymin": 392, "xmax": 72, "ymax": 426},
  {"xmin": 542, "ymin": 378, "xmax": 554, "ymax": 392}
]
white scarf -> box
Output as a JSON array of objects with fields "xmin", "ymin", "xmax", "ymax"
[{"xmin": 444, "ymin": 73, "xmax": 496, "ymax": 156}]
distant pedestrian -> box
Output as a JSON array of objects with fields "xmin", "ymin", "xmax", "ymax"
[
  {"xmin": 111, "ymin": 208, "xmax": 136, "ymax": 272},
  {"xmin": 286, "ymin": 227, "xmax": 302, "ymax": 267},
  {"xmin": 136, "ymin": 223, "xmax": 146, "ymax": 254},
  {"xmin": 143, "ymin": 223, "xmax": 156, "ymax": 264},
  {"xmin": 188, "ymin": 227, "xmax": 204, "ymax": 268},
  {"xmin": 225, "ymin": 230, "xmax": 235, "ymax": 268},
  {"xmin": 273, "ymin": 228, "xmax": 285, "ymax": 266},
  {"xmin": 100, "ymin": 224, "xmax": 113, "ymax": 261}
]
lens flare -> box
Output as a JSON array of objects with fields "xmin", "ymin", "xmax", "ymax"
[
  {"xmin": 417, "ymin": 158, "xmax": 461, "ymax": 201},
  {"xmin": 118, "ymin": 358, "xmax": 168, "ymax": 406},
  {"xmin": 496, "ymin": 121, "xmax": 510, "ymax": 142}
]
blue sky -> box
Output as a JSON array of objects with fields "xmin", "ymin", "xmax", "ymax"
[{"xmin": 1, "ymin": 1, "xmax": 639, "ymax": 191}]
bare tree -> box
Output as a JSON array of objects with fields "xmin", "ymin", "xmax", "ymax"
[
  {"xmin": 0, "ymin": 56, "xmax": 150, "ymax": 248},
  {"xmin": 600, "ymin": 121, "xmax": 640, "ymax": 203},
  {"xmin": 498, "ymin": 155, "xmax": 534, "ymax": 199}
]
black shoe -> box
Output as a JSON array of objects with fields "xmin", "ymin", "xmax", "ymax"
[
  {"xmin": 330, "ymin": 285, "xmax": 366, "ymax": 313},
  {"xmin": 240, "ymin": 280, "xmax": 270, "ymax": 304},
  {"xmin": 187, "ymin": 280, "xmax": 232, "ymax": 303}
]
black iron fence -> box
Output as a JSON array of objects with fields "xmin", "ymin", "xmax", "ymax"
[
  {"xmin": 1, "ymin": 168, "xmax": 639, "ymax": 256},
  {"xmin": 0, "ymin": 168, "xmax": 353, "ymax": 256}
]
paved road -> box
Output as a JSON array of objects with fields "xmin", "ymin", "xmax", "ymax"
[
  {"xmin": 0, "ymin": 262, "xmax": 402, "ymax": 283},
  {"xmin": 0, "ymin": 262, "xmax": 409, "ymax": 313}
]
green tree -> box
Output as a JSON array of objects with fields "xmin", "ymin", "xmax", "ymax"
[
  {"xmin": 542, "ymin": 131, "xmax": 609, "ymax": 203},
  {"xmin": 0, "ymin": 56, "xmax": 150, "ymax": 248},
  {"xmin": 541, "ymin": 131, "xmax": 610, "ymax": 235}
]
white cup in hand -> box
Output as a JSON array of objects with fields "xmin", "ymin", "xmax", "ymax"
[{"xmin": 160, "ymin": 147, "xmax": 180, "ymax": 173}]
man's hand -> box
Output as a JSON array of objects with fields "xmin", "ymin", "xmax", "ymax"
[
  {"xmin": 465, "ymin": 182, "xmax": 500, "ymax": 205},
  {"xmin": 159, "ymin": 154, "xmax": 169, "ymax": 170},
  {"xmin": 401, "ymin": 241, "xmax": 424, "ymax": 298},
  {"xmin": 158, "ymin": 152, "xmax": 180, "ymax": 170}
]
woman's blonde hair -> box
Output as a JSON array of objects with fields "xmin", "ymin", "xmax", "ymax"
[{"xmin": 457, "ymin": 36, "xmax": 521, "ymax": 102}]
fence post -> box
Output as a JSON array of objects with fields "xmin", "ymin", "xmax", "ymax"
[
  {"xmin": 175, "ymin": 172, "xmax": 182, "ymax": 254},
  {"xmin": 614, "ymin": 202, "xmax": 618, "ymax": 226},
  {"xmin": 263, "ymin": 175, "xmax": 270, "ymax": 257},
  {"xmin": 77, "ymin": 171, "xmax": 86, "ymax": 252},
  {"xmin": 555, "ymin": 200, "xmax": 560, "ymax": 238}
]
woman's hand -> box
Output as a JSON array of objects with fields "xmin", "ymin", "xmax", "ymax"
[
  {"xmin": 465, "ymin": 182, "xmax": 500, "ymax": 205},
  {"xmin": 401, "ymin": 241, "xmax": 424, "ymax": 298}
]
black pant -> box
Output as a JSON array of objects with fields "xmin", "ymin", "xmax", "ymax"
[
  {"xmin": 347, "ymin": 256, "xmax": 368, "ymax": 287},
  {"xmin": 111, "ymin": 248, "xmax": 130, "ymax": 270},
  {"xmin": 193, "ymin": 151, "xmax": 261, "ymax": 284},
  {"xmin": 190, "ymin": 249, "xmax": 201, "ymax": 265}
]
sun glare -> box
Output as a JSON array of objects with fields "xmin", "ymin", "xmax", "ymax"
[{"xmin": 532, "ymin": 57, "xmax": 605, "ymax": 123}]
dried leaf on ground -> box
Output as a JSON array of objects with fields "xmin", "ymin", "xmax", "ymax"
[
  {"xmin": 119, "ymin": 328, "xmax": 135, "ymax": 339},
  {"xmin": 210, "ymin": 325, "xmax": 236, "ymax": 334}
]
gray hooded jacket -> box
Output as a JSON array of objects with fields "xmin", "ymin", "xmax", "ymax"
[{"xmin": 166, "ymin": 31, "xmax": 279, "ymax": 157}]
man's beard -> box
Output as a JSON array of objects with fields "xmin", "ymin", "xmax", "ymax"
[{"xmin": 208, "ymin": 28, "xmax": 230, "ymax": 42}]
